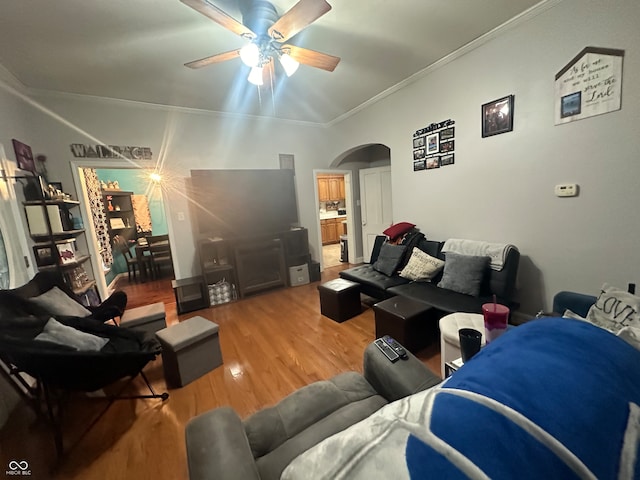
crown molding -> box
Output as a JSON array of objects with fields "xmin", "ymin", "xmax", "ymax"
[
  {"xmin": 27, "ymin": 88, "xmax": 324, "ymax": 129},
  {"xmin": 326, "ymin": 0, "xmax": 564, "ymax": 128}
]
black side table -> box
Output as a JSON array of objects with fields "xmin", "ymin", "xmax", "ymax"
[
  {"xmin": 172, "ymin": 276, "xmax": 208, "ymax": 314},
  {"xmin": 373, "ymin": 296, "xmax": 435, "ymax": 353}
]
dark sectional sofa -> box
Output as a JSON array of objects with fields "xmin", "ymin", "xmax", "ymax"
[{"xmin": 339, "ymin": 234, "xmax": 520, "ymax": 317}]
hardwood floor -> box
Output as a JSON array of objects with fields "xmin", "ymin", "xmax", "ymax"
[{"xmin": 0, "ymin": 265, "xmax": 441, "ymax": 480}]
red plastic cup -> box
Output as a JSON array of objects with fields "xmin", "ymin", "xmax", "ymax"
[{"xmin": 482, "ymin": 303, "xmax": 510, "ymax": 343}]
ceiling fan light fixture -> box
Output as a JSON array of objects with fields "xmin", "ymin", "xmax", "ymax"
[
  {"xmin": 248, "ymin": 66, "xmax": 264, "ymax": 85},
  {"xmin": 239, "ymin": 42, "xmax": 260, "ymax": 67},
  {"xmin": 279, "ymin": 53, "xmax": 299, "ymax": 77}
]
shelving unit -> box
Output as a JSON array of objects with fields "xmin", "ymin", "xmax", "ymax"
[
  {"xmin": 103, "ymin": 190, "xmax": 136, "ymax": 244},
  {"xmin": 198, "ymin": 238, "xmax": 237, "ymax": 306},
  {"xmin": 23, "ymin": 197, "xmax": 97, "ymax": 302}
]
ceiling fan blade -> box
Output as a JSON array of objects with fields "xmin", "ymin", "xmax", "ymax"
[
  {"xmin": 268, "ymin": 0, "xmax": 332, "ymax": 43},
  {"xmin": 185, "ymin": 49, "xmax": 241, "ymax": 69},
  {"xmin": 180, "ymin": 0, "xmax": 256, "ymax": 39},
  {"xmin": 284, "ymin": 44, "xmax": 340, "ymax": 72}
]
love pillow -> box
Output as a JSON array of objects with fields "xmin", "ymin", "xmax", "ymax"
[{"xmin": 586, "ymin": 283, "xmax": 640, "ymax": 333}]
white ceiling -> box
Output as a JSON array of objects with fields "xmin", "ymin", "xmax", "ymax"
[{"xmin": 0, "ymin": 0, "xmax": 543, "ymax": 124}]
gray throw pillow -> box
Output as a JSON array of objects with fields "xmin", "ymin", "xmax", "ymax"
[
  {"xmin": 372, "ymin": 244, "xmax": 406, "ymax": 276},
  {"xmin": 35, "ymin": 317, "xmax": 108, "ymax": 351},
  {"xmin": 437, "ymin": 253, "xmax": 490, "ymax": 296},
  {"xmin": 29, "ymin": 286, "xmax": 92, "ymax": 318}
]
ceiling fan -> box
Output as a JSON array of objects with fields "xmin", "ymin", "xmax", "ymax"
[{"xmin": 180, "ymin": 0, "xmax": 340, "ymax": 85}]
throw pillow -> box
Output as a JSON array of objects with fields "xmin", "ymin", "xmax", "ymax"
[
  {"xmin": 437, "ymin": 253, "xmax": 489, "ymax": 296},
  {"xmin": 35, "ymin": 317, "xmax": 108, "ymax": 351},
  {"xmin": 585, "ymin": 283, "xmax": 640, "ymax": 333},
  {"xmin": 29, "ymin": 286, "xmax": 92, "ymax": 318},
  {"xmin": 372, "ymin": 243, "xmax": 406, "ymax": 276},
  {"xmin": 399, "ymin": 248, "xmax": 445, "ymax": 282},
  {"xmin": 382, "ymin": 222, "xmax": 415, "ymax": 241}
]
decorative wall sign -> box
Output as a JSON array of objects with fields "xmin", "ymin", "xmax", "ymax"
[
  {"xmin": 70, "ymin": 144, "xmax": 153, "ymax": 160},
  {"xmin": 555, "ymin": 47, "xmax": 624, "ymax": 125},
  {"xmin": 481, "ymin": 95, "xmax": 514, "ymax": 137},
  {"xmin": 412, "ymin": 119, "xmax": 455, "ymax": 172}
]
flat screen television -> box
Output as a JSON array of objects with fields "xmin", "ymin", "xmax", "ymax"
[{"xmin": 190, "ymin": 169, "xmax": 299, "ymax": 238}]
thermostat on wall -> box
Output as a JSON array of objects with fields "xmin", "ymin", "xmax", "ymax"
[{"xmin": 554, "ymin": 183, "xmax": 579, "ymax": 197}]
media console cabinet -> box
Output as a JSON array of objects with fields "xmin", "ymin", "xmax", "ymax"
[{"xmin": 198, "ymin": 228, "xmax": 311, "ymax": 301}]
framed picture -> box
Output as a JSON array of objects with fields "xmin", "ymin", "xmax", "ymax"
[
  {"xmin": 426, "ymin": 133, "xmax": 440, "ymax": 154},
  {"xmin": 481, "ymin": 95, "xmax": 514, "ymax": 137},
  {"xmin": 440, "ymin": 140, "xmax": 455, "ymax": 153},
  {"xmin": 57, "ymin": 241, "xmax": 76, "ymax": 265},
  {"xmin": 440, "ymin": 153, "xmax": 455, "ymax": 166},
  {"xmin": 33, "ymin": 245, "xmax": 56, "ymax": 267},
  {"xmin": 426, "ymin": 156, "xmax": 440, "ymax": 169},
  {"xmin": 48, "ymin": 181, "xmax": 63, "ymax": 192},
  {"xmin": 439, "ymin": 127, "xmax": 455, "ymax": 141},
  {"xmin": 560, "ymin": 92, "xmax": 581, "ymax": 118},
  {"xmin": 413, "ymin": 148, "xmax": 425, "ymax": 160},
  {"xmin": 12, "ymin": 139, "xmax": 36, "ymax": 172},
  {"xmin": 413, "ymin": 136, "xmax": 425, "ymax": 148},
  {"xmin": 413, "ymin": 159, "xmax": 426, "ymax": 171}
]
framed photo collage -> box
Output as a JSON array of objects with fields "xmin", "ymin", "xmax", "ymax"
[{"xmin": 412, "ymin": 119, "xmax": 455, "ymax": 172}]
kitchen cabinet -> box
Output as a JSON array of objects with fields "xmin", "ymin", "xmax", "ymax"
[
  {"xmin": 317, "ymin": 175, "xmax": 345, "ymax": 202},
  {"xmin": 328, "ymin": 177, "xmax": 342, "ymax": 201},
  {"xmin": 320, "ymin": 218, "xmax": 340, "ymax": 245},
  {"xmin": 318, "ymin": 177, "xmax": 330, "ymax": 202}
]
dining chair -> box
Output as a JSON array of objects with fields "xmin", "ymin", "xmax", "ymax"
[
  {"xmin": 146, "ymin": 234, "xmax": 174, "ymax": 279},
  {"xmin": 113, "ymin": 235, "xmax": 149, "ymax": 282}
]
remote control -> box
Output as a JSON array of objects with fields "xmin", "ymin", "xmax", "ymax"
[
  {"xmin": 374, "ymin": 338, "xmax": 399, "ymax": 362},
  {"xmin": 383, "ymin": 335, "xmax": 408, "ymax": 359}
]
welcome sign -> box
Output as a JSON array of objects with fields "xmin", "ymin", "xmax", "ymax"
[
  {"xmin": 70, "ymin": 144, "xmax": 153, "ymax": 160},
  {"xmin": 554, "ymin": 46, "xmax": 624, "ymax": 125}
]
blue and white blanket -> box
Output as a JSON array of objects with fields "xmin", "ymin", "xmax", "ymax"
[{"xmin": 282, "ymin": 318, "xmax": 640, "ymax": 479}]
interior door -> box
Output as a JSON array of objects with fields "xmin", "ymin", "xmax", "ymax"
[{"xmin": 359, "ymin": 166, "xmax": 392, "ymax": 263}]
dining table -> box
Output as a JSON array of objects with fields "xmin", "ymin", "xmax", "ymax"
[{"xmin": 134, "ymin": 238, "xmax": 169, "ymax": 282}]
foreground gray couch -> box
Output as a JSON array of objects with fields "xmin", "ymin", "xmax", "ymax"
[{"xmin": 185, "ymin": 343, "xmax": 441, "ymax": 480}]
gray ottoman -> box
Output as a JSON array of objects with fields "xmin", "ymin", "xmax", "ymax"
[
  {"xmin": 155, "ymin": 316, "xmax": 223, "ymax": 388},
  {"xmin": 120, "ymin": 302, "xmax": 167, "ymax": 335}
]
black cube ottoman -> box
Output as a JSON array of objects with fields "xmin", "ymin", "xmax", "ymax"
[
  {"xmin": 373, "ymin": 297, "xmax": 434, "ymax": 353},
  {"xmin": 318, "ymin": 278, "xmax": 361, "ymax": 323}
]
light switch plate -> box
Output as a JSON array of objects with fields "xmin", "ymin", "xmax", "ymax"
[{"xmin": 555, "ymin": 183, "xmax": 578, "ymax": 197}]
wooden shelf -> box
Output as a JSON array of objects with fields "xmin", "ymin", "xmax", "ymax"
[
  {"xmin": 31, "ymin": 229, "xmax": 85, "ymax": 241},
  {"xmin": 38, "ymin": 255, "xmax": 91, "ymax": 271},
  {"xmin": 72, "ymin": 280, "xmax": 96, "ymax": 296},
  {"xmin": 24, "ymin": 199, "xmax": 80, "ymax": 206}
]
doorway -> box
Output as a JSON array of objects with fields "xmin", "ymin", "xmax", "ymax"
[
  {"xmin": 315, "ymin": 171, "xmax": 353, "ymax": 270},
  {"xmin": 70, "ymin": 160, "xmax": 169, "ymax": 299}
]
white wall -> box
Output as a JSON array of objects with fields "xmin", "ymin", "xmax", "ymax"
[
  {"xmin": 326, "ymin": 0, "xmax": 640, "ymax": 314},
  {"xmin": 18, "ymin": 94, "xmax": 332, "ymax": 281}
]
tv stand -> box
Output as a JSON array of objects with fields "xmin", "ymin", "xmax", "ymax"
[
  {"xmin": 197, "ymin": 228, "xmax": 310, "ymax": 300},
  {"xmin": 234, "ymin": 238, "xmax": 287, "ymax": 297}
]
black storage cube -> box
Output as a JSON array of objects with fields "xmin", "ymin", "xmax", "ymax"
[{"xmin": 318, "ymin": 278, "xmax": 361, "ymax": 323}]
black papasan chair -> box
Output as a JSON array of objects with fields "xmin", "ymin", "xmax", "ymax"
[{"xmin": 0, "ymin": 271, "xmax": 168, "ymax": 459}]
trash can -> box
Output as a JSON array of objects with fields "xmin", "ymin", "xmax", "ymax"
[{"xmin": 340, "ymin": 235, "xmax": 348, "ymax": 263}]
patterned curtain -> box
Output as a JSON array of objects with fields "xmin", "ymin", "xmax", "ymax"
[
  {"xmin": 132, "ymin": 194, "xmax": 153, "ymax": 235},
  {"xmin": 83, "ymin": 168, "xmax": 113, "ymax": 265}
]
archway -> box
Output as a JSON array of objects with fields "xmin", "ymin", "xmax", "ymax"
[{"xmin": 315, "ymin": 143, "xmax": 390, "ymax": 269}]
